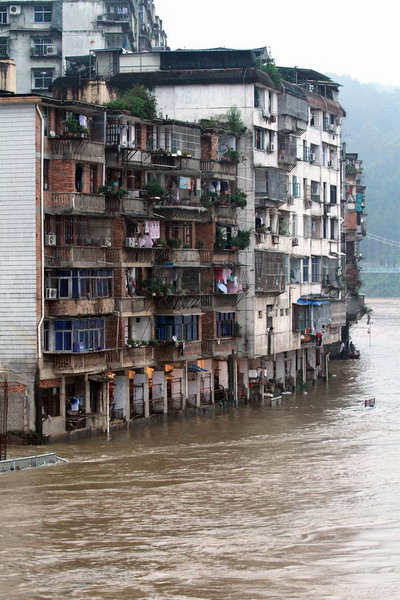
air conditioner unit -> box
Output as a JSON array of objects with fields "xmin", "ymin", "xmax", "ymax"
[
  {"xmin": 310, "ymin": 152, "xmax": 316, "ymax": 162},
  {"xmin": 304, "ymin": 200, "xmax": 312, "ymax": 209},
  {"xmin": 267, "ymin": 310, "xmax": 275, "ymax": 317},
  {"xmin": 256, "ymin": 233, "xmax": 265, "ymax": 244},
  {"xmin": 45, "ymin": 233, "xmax": 57, "ymax": 246},
  {"xmin": 45, "ymin": 288, "xmax": 57, "ymax": 299},
  {"xmin": 97, "ymin": 14, "xmax": 104, "ymax": 20},
  {"xmin": 329, "ymin": 124, "xmax": 335, "ymax": 132},
  {"xmin": 267, "ymin": 142, "xmax": 274, "ymax": 153},
  {"xmin": 125, "ymin": 237, "xmax": 136, "ymax": 247},
  {"xmin": 324, "ymin": 204, "xmax": 331, "ymax": 213},
  {"xmin": 292, "ymin": 237, "xmax": 299, "ymax": 246},
  {"xmin": 9, "ymin": 5, "xmax": 21, "ymax": 15},
  {"xmin": 272, "ymin": 234, "xmax": 280, "ymax": 244},
  {"xmin": 327, "ymin": 160, "xmax": 333, "ymax": 168},
  {"xmin": 45, "ymin": 45, "xmax": 54, "ymax": 55},
  {"xmin": 287, "ymin": 196, "xmax": 295, "ymax": 205}
]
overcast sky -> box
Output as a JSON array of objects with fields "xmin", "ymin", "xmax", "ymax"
[{"xmin": 155, "ymin": 0, "xmax": 398, "ymax": 87}]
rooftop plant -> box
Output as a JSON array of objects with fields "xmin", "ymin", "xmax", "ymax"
[{"xmin": 104, "ymin": 85, "xmax": 157, "ymax": 120}]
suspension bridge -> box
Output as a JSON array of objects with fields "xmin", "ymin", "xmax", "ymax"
[{"xmin": 361, "ymin": 233, "xmax": 400, "ymax": 274}]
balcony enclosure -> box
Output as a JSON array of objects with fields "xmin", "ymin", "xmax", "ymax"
[
  {"xmin": 255, "ymin": 250, "xmax": 286, "ymax": 294},
  {"xmin": 278, "ymin": 87, "xmax": 308, "ymax": 136},
  {"xmin": 277, "ymin": 135, "xmax": 297, "ymax": 171},
  {"xmin": 255, "ymin": 168, "xmax": 288, "ymax": 206},
  {"xmin": 45, "ymin": 215, "xmax": 112, "ymax": 247}
]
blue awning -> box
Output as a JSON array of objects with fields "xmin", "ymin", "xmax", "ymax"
[
  {"xmin": 188, "ymin": 365, "xmax": 208, "ymax": 372},
  {"xmin": 295, "ymin": 298, "xmax": 330, "ymax": 306}
]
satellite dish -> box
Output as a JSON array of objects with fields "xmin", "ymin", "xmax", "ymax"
[
  {"xmin": 49, "ymin": 130, "xmax": 56, "ymax": 138},
  {"xmin": 172, "ymin": 335, "xmax": 178, "ymax": 342},
  {"xmin": 176, "ymin": 150, "xmax": 182, "ymax": 156}
]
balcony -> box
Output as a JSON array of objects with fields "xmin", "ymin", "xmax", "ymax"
[
  {"xmin": 150, "ymin": 153, "xmax": 201, "ymax": 174},
  {"xmin": 123, "ymin": 246, "xmax": 166, "ymax": 266},
  {"xmin": 107, "ymin": 346, "xmax": 154, "ymax": 369},
  {"xmin": 30, "ymin": 48, "xmax": 61, "ymax": 58},
  {"xmin": 154, "ymin": 294, "xmax": 202, "ymax": 311},
  {"xmin": 48, "ymin": 138, "xmax": 104, "ymax": 162},
  {"xmin": 201, "ymin": 338, "xmax": 238, "ymax": 358},
  {"xmin": 45, "ymin": 193, "xmax": 106, "ymax": 215},
  {"xmin": 157, "ymin": 248, "xmax": 202, "ymax": 266},
  {"xmin": 44, "ymin": 350, "xmax": 109, "ymax": 374},
  {"xmin": 45, "ymin": 297, "xmax": 114, "ymax": 317},
  {"xmin": 201, "ymin": 293, "xmax": 244, "ymax": 311},
  {"xmin": 199, "ymin": 249, "xmax": 239, "ymax": 265},
  {"xmin": 154, "ymin": 340, "xmax": 202, "ymax": 362},
  {"xmin": 277, "ymin": 136, "xmax": 297, "ymax": 172},
  {"xmin": 97, "ymin": 12, "xmax": 130, "ymax": 23},
  {"xmin": 44, "ymin": 246, "xmax": 119, "ymax": 268},
  {"xmin": 200, "ymin": 159, "xmax": 237, "ymax": 180},
  {"xmin": 115, "ymin": 296, "xmax": 153, "ymax": 315},
  {"xmin": 154, "ymin": 204, "xmax": 208, "ymax": 223}
]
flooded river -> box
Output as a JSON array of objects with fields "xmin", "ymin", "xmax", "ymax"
[{"xmin": 1, "ymin": 298, "xmax": 400, "ymax": 599}]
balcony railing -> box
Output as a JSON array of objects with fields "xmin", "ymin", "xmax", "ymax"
[
  {"xmin": 46, "ymin": 193, "xmax": 106, "ymax": 215},
  {"xmin": 108, "ymin": 346, "xmax": 154, "ymax": 369},
  {"xmin": 115, "ymin": 296, "xmax": 153, "ymax": 315},
  {"xmin": 200, "ymin": 159, "xmax": 237, "ymax": 178},
  {"xmin": 45, "ymin": 297, "xmax": 115, "ymax": 317},
  {"xmin": 154, "ymin": 340, "xmax": 202, "ymax": 362},
  {"xmin": 44, "ymin": 350, "xmax": 109, "ymax": 373},
  {"xmin": 48, "ymin": 138, "xmax": 104, "ymax": 161},
  {"xmin": 44, "ymin": 246, "xmax": 119, "ymax": 267},
  {"xmin": 201, "ymin": 338, "xmax": 237, "ymax": 357}
]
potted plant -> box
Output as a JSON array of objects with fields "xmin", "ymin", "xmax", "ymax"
[{"xmin": 144, "ymin": 179, "xmax": 166, "ymax": 199}]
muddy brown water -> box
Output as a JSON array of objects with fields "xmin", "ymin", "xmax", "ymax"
[{"xmin": 1, "ymin": 298, "xmax": 399, "ymax": 599}]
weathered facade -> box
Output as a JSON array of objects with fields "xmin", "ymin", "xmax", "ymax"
[
  {"xmin": 0, "ymin": 0, "xmax": 167, "ymax": 93},
  {"xmin": 0, "ymin": 47, "xmax": 367, "ymax": 439}
]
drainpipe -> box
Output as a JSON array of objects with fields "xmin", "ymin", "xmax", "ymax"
[
  {"xmin": 35, "ymin": 103, "xmax": 45, "ymax": 441},
  {"xmin": 36, "ymin": 103, "xmax": 45, "ymax": 360}
]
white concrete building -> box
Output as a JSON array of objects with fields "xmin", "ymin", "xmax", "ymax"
[
  {"xmin": 0, "ymin": 0, "xmax": 167, "ymax": 93},
  {"xmin": 105, "ymin": 49, "xmax": 347, "ymax": 397}
]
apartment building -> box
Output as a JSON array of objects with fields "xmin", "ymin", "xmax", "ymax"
[
  {"xmin": 0, "ymin": 68, "xmax": 246, "ymax": 438},
  {"xmin": 0, "ymin": 0, "xmax": 167, "ymax": 93},
  {"xmin": 98, "ymin": 49, "xmax": 348, "ymax": 396},
  {"xmin": 0, "ymin": 46, "xmax": 367, "ymax": 439}
]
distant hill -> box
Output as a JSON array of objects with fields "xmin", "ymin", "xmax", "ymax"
[{"xmin": 333, "ymin": 75, "xmax": 400, "ymax": 242}]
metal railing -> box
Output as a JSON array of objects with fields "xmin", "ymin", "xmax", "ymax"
[{"xmin": 0, "ymin": 452, "xmax": 67, "ymax": 473}]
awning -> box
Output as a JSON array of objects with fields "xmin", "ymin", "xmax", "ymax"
[
  {"xmin": 295, "ymin": 298, "xmax": 330, "ymax": 306},
  {"xmin": 188, "ymin": 365, "xmax": 208, "ymax": 372}
]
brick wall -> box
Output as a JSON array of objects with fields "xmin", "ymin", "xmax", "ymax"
[
  {"xmin": 112, "ymin": 216, "xmax": 125, "ymax": 247},
  {"xmin": 196, "ymin": 222, "xmax": 215, "ymax": 250},
  {"xmin": 49, "ymin": 159, "xmax": 75, "ymax": 192},
  {"xmin": 202, "ymin": 312, "xmax": 215, "ymax": 339}
]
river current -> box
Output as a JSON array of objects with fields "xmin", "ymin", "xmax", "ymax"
[{"xmin": 1, "ymin": 297, "xmax": 399, "ymax": 599}]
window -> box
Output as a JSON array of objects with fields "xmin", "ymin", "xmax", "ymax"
[
  {"xmin": 34, "ymin": 4, "xmax": 52, "ymax": 23},
  {"xmin": 303, "ymin": 215, "xmax": 311, "ymax": 238},
  {"xmin": 0, "ymin": 37, "xmax": 9, "ymax": 58},
  {"xmin": 105, "ymin": 33, "xmax": 129, "ymax": 49},
  {"xmin": 89, "ymin": 165, "xmax": 98, "ymax": 194},
  {"xmin": 32, "ymin": 37, "xmax": 53, "ymax": 56},
  {"xmin": 311, "ymin": 256, "xmax": 320, "ymax": 283},
  {"xmin": 216, "ymin": 312, "xmax": 235, "ymax": 338},
  {"xmin": 47, "ymin": 269, "xmax": 113, "ymax": 299},
  {"xmin": 42, "ymin": 387, "xmax": 60, "ymax": 417},
  {"xmin": 0, "ymin": 6, "xmax": 8, "ymax": 24},
  {"xmin": 53, "ymin": 318, "xmax": 105, "ymax": 352},
  {"xmin": 254, "ymin": 86, "xmax": 265, "ymax": 109},
  {"xmin": 254, "ymin": 127, "xmax": 265, "ymax": 150},
  {"xmin": 32, "ymin": 69, "xmax": 53, "ymax": 90},
  {"xmin": 156, "ymin": 315, "xmax": 199, "ymax": 342},
  {"xmin": 303, "ymin": 257, "xmax": 309, "ymax": 283},
  {"xmin": 330, "ymin": 185, "xmax": 337, "ymax": 204},
  {"xmin": 292, "ymin": 176, "xmax": 301, "ymax": 198}
]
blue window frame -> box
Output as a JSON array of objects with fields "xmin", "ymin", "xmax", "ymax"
[
  {"xmin": 156, "ymin": 315, "xmax": 199, "ymax": 341},
  {"xmin": 216, "ymin": 312, "xmax": 235, "ymax": 337},
  {"xmin": 53, "ymin": 318, "xmax": 105, "ymax": 352}
]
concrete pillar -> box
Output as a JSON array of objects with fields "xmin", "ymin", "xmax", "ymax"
[
  {"xmin": 60, "ymin": 377, "xmax": 66, "ymax": 419},
  {"xmin": 153, "ymin": 370, "xmax": 167, "ymax": 414},
  {"xmin": 134, "ymin": 372, "xmax": 149, "ymax": 419},
  {"xmin": 195, "ymin": 372, "xmax": 201, "ymax": 408},
  {"xmin": 302, "ymin": 349, "xmax": 306, "ymax": 385},
  {"xmin": 210, "ymin": 359, "xmax": 215, "ymax": 404},
  {"xmin": 84, "ymin": 375, "xmax": 90, "ymax": 413},
  {"xmin": 114, "ymin": 371, "xmax": 129, "ymax": 420}
]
